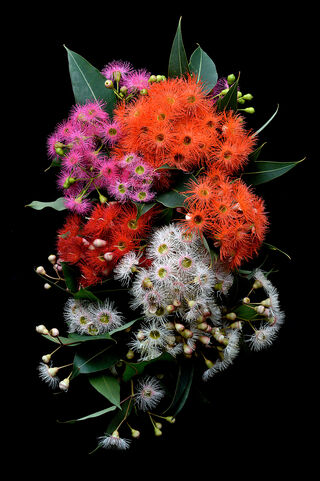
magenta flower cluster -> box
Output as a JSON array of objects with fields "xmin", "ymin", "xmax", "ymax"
[
  {"xmin": 47, "ymin": 99, "xmax": 157, "ymax": 214},
  {"xmin": 101, "ymin": 60, "xmax": 151, "ymax": 93}
]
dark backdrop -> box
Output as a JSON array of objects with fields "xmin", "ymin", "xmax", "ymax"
[{"xmin": 9, "ymin": 3, "xmax": 314, "ymax": 476}]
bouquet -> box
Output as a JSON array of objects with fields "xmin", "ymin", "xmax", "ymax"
[{"xmin": 28, "ymin": 18, "xmax": 302, "ymax": 452}]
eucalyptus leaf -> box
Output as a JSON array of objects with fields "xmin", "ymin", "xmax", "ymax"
[
  {"xmin": 248, "ymin": 142, "xmax": 267, "ymax": 162},
  {"xmin": 233, "ymin": 304, "xmax": 259, "ymax": 321},
  {"xmin": 216, "ymin": 75, "xmax": 239, "ymax": 111},
  {"xmin": 72, "ymin": 344, "xmax": 121, "ymax": 377},
  {"xmin": 122, "ymin": 352, "xmax": 174, "ymax": 382},
  {"xmin": 189, "ymin": 45, "xmax": 218, "ymax": 92},
  {"xmin": 61, "ymin": 262, "xmax": 78, "ymax": 293},
  {"xmin": 156, "ymin": 173, "xmax": 195, "ymax": 208},
  {"xmin": 89, "ymin": 374, "xmax": 121, "ymax": 408},
  {"xmin": 59, "ymin": 405, "xmax": 117, "ymax": 424},
  {"xmin": 242, "ymin": 158, "xmax": 304, "ymax": 185},
  {"xmin": 64, "ymin": 46, "xmax": 116, "ymax": 116},
  {"xmin": 253, "ymin": 105, "xmax": 279, "ymax": 136},
  {"xmin": 26, "ymin": 197, "xmax": 66, "ymax": 211},
  {"xmin": 163, "ymin": 361, "xmax": 194, "ymax": 416},
  {"xmin": 264, "ymin": 242, "xmax": 291, "ymax": 260},
  {"xmin": 168, "ymin": 17, "xmax": 190, "ymax": 78},
  {"xmin": 74, "ymin": 288, "xmax": 100, "ymax": 302},
  {"xmin": 133, "ymin": 202, "xmax": 156, "ymax": 220}
]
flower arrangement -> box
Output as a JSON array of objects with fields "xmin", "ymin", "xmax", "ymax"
[{"xmin": 28, "ymin": 18, "xmax": 303, "ymax": 452}]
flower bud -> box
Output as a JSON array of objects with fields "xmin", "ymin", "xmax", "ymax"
[
  {"xmin": 44, "ymin": 283, "xmax": 51, "ymax": 290},
  {"xmin": 99, "ymin": 194, "xmax": 108, "ymax": 204},
  {"xmin": 55, "ymin": 146, "xmax": 65, "ymax": 156},
  {"xmin": 93, "ymin": 238, "xmax": 107, "ymax": 248},
  {"xmin": 36, "ymin": 266, "xmax": 46, "ymax": 275},
  {"xmin": 197, "ymin": 322, "xmax": 208, "ymax": 331},
  {"xmin": 227, "ymin": 73, "xmax": 236, "ymax": 85},
  {"xmin": 36, "ymin": 325, "xmax": 49, "ymax": 335},
  {"xmin": 166, "ymin": 304, "xmax": 175, "ymax": 313},
  {"xmin": 48, "ymin": 367, "xmax": 59, "ymax": 377},
  {"xmin": 173, "ymin": 299, "xmax": 181, "ymax": 307},
  {"xmin": 154, "ymin": 427, "xmax": 162, "ymax": 437},
  {"xmin": 221, "ymin": 88, "xmax": 230, "ymax": 95},
  {"xmin": 175, "ymin": 323, "xmax": 185, "ymax": 333},
  {"xmin": 59, "ymin": 378, "xmax": 70, "ymax": 391},
  {"xmin": 242, "ymin": 297, "xmax": 251, "ymax": 304},
  {"xmin": 42, "ymin": 354, "xmax": 51, "ymax": 363},
  {"xmin": 142, "ymin": 277, "xmax": 153, "ymax": 289},
  {"xmin": 126, "ymin": 350, "xmax": 135, "ymax": 360},
  {"xmin": 255, "ymin": 305, "xmax": 265, "ymax": 314},
  {"xmin": 181, "ymin": 329, "xmax": 193, "ymax": 339},
  {"xmin": 225, "ymin": 312, "xmax": 237, "ymax": 321},
  {"xmin": 253, "ymin": 280, "xmax": 263, "ymax": 289},
  {"xmin": 50, "ymin": 328, "xmax": 60, "ymax": 337},
  {"xmin": 204, "ymin": 358, "xmax": 215, "ymax": 369},
  {"xmin": 242, "ymin": 93, "xmax": 253, "ymax": 100},
  {"xmin": 242, "ymin": 107, "xmax": 255, "ymax": 114},
  {"xmin": 229, "ymin": 321, "xmax": 243, "ymax": 330},
  {"xmin": 199, "ymin": 335, "xmax": 211, "ymax": 346},
  {"xmin": 261, "ymin": 298, "xmax": 271, "ymax": 307},
  {"xmin": 103, "ymin": 252, "xmax": 114, "ymax": 262},
  {"xmin": 139, "ymin": 89, "xmax": 148, "ymax": 96},
  {"xmin": 104, "ymin": 79, "xmax": 114, "ymax": 89},
  {"xmin": 148, "ymin": 75, "xmax": 157, "ymax": 84},
  {"xmin": 183, "ymin": 344, "xmax": 193, "ymax": 355},
  {"xmin": 237, "ymin": 98, "xmax": 245, "ymax": 104},
  {"xmin": 156, "ymin": 75, "xmax": 163, "ymax": 82},
  {"xmin": 155, "ymin": 422, "xmax": 162, "ymax": 429},
  {"xmin": 112, "ymin": 71, "xmax": 121, "ymax": 83},
  {"xmin": 131, "ymin": 429, "xmax": 140, "ymax": 439},
  {"xmin": 48, "ymin": 254, "xmax": 56, "ymax": 264},
  {"xmin": 164, "ymin": 416, "xmax": 175, "ymax": 423}
]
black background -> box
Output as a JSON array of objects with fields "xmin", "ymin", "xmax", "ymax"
[{"xmin": 8, "ymin": 2, "xmax": 315, "ymax": 476}]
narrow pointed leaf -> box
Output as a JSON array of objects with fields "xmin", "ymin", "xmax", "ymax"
[
  {"xmin": 189, "ymin": 45, "xmax": 218, "ymax": 92},
  {"xmin": 163, "ymin": 361, "xmax": 194, "ymax": 416},
  {"xmin": 264, "ymin": 242, "xmax": 291, "ymax": 260},
  {"xmin": 26, "ymin": 197, "xmax": 66, "ymax": 211},
  {"xmin": 216, "ymin": 75, "xmax": 239, "ymax": 111},
  {"xmin": 59, "ymin": 405, "xmax": 117, "ymax": 424},
  {"xmin": 61, "ymin": 262, "xmax": 78, "ymax": 293},
  {"xmin": 253, "ymin": 105, "xmax": 279, "ymax": 136},
  {"xmin": 156, "ymin": 173, "xmax": 195, "ymax": 208},
  {"xmin": 168, "ymin": 17, "xmax": 190, "ymax": 78},
  {"xmin": 242, "ymin": 158, "xmax": 304, "ymax": 185},
  {"xmin": 64, "ymin": 46, "xmax": 116, "ymax": 116},
  {"xmin": 89, "ymin": 374, "xmax": 121, "ymax": 408},
  {"xmin": 248, "ymin": 142, "xmax": 267, "ymax": 162}
]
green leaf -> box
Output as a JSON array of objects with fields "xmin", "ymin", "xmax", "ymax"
[
  {"xmin": 72, "ymin": 344, "xmax": 121, "ymax": 377},
  {"xmin": 253, "ymin": 105, "xmax": 279, "ymax": 137},
  {"xmin": 68, "ymin": 332, "xmax": 113, "ymax": 342},
  {"xmin": 42, "ymin": 334, "xmax": 82, "ymax": 346},
  {"xmin": 156, "ymin": 173, "xmax": 195, "ymax": 208},
  {"xmin": 64, "ymin": 46, "xmax": 116, "ymax": 116},
  {"xmin": 216, "ymin": 75, "xmax": 239, "ymax": 111},
  {"xmin": 233, "ymin": 304, "xmax": 259, "ymax": 321},
  {"xmin": 248, "ymin": 142, "xmax": 267, "ymax": 162},
  {"xmin": 44, "ymin": 157, "xmax": 62, "ymax": 172},
  {"xmin": 89, "ymin": 374, "xmax": 121, "ymax": 408},
  {"xmin": 105, "ymin": 399, "xmax": 133, "ymax": 435},
  {"xmin": 201, "ymin": 234, "xmax": 218, "ymax": 266},
  {"xmin": 163, "ymin": 360, "xmax": 194, "ymax": 417},
  {"xmin": 264, "ymin": 242, "xmax": 291, "ymax": 260},
  {"xmin": 122, "ymin": 352, "xmax": 174, "ymax": 382},
  {"xmin": 189, "ymin": 45, "xmax": 218, "ymax": 93},
  {"xmin": 61, "ymin": 262, "xmax": 78, "ymax": 293},
  {"xmin": 133, "ymin": 202, "xmax": 156, "ymax": 220},
  {"xmin": 241, "ymin": 158, "xmax": 304, "ymax": 185},
  {"xmin": 25, "ymin": 197, "xmax": 66, "ymax": 211},
  {"xmin": 73, "ymin": 288, "xmax": 100, "ymax": 302},
  {"xmin": 59, "ymin": 405, "xmax": 117, "ymax": 424},
  {"xmin": 168, "ymin": 17, "xmax": 190, "ymax": 78}
]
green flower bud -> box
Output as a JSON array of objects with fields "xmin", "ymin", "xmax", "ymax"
[
  {"xmin": 139, "ymin": 89, "xmax": 148, "ymax": 96},
  {"xmin": 148, "ymin": 75, "xmax": 157, "ymax": 84},
  {"xmin": 99, "ymin": 193, "xmax": 108, "ymax": 204},
  {"xmin": 104, "ymin": 79, "xmax": 114, "ymax": 89},
  {"xmin": 55, "ymin": 147, "xmax": 65, "ymax": 156},
  {"xmin": 112, "ymin": 71, "xmax": 121, "ymax": 83},
  {"xmin": 221, "ymin": 88, "xmax": 230, "ymax": 95},
  {"xmin": 156, "ymin": 75, "xmax": 163, "ymax": 82},
  {"xmin": 227, "ymin": 73, "xmax": 236, "ymax": 85},
  {"xmin": 242, "ymin": 93, "xmax": 253, "ymax": 100},
  {"xmin": 237, "ymin": 98, "xmax": 245, "ymax": 104},
  {"xmin": 239, "ymin": 107, "xmax": 255, "ymax": 114}
]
